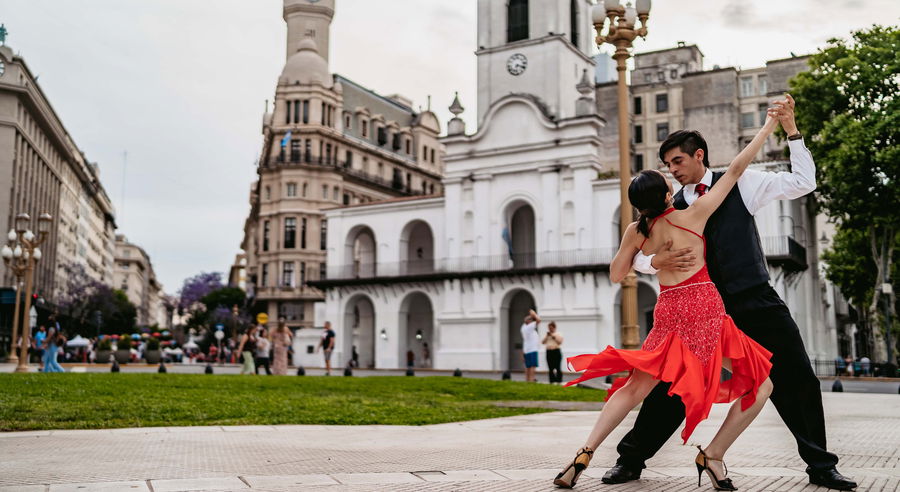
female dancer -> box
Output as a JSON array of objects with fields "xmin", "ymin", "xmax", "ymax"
[{"xmin": 554, "ymin": 112, "xmax": 781, "ymax": 490}]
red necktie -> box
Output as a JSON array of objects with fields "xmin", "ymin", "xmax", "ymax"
[{"xmin": 695, "ymin": 183, "xmax": 708, "ymax": 197}]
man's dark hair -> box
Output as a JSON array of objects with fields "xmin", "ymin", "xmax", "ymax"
[{"xmin": 658, "ymin": 130, "xmax": 710, "ymax": 167}]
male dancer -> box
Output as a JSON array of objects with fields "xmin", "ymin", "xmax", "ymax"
[{"xmin": 602, "ymin": 95, "xmax": 856, "ymax": 490}]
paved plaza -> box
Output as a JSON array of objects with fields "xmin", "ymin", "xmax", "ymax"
[{"xmin": 1, "ymin": 392, "xmax": 897, "ymax": 491}]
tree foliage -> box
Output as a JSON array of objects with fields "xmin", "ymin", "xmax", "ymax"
[
  {"xmin": 789, "ymin": 25, "xmax": 899, "ymax": 360},
  {"xmin": 56, "ymin": 263, "xmax": 137, "ymax": 336}
]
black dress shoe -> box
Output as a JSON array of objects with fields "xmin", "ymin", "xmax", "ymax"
[
  {"xmin": 601, "ymin": 463, "xmax": 642, "ymax": 484},
  {"xmin": 807, "ymin": 467, "xmax": 857, "ymax": 490}
]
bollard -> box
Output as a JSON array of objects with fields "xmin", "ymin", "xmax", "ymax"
[
  {"xmin": 453, "ymin": 368, "xmax": 462, "ymax": 377},
  {"xmin": 406, "ymin": 368, "xmax": 415, "ymax": 376},
  {"xmin": 158, "ymin": 362, "xmax": 167, "ymax": 374},
  {"xmin": 205, "ymin": 363, "xmax": 214, "ymax": 374},
  {"xmin": 297, "ymin": 366, "xmax": 305, "ymax": 376},
  {"xmin": 832, "ymin": 378, "xmax": 843, "ymax": 392},
  {"xmin": 344, "ymin": 367, "xmax": 353, "ymax": 377},
  {"xmin": 501, "ymin": 370, "xmax": 511, "ymax": 380},
  {"xmin": 111, "ymin": 360, "xmax": 120, "ymax": 373}
]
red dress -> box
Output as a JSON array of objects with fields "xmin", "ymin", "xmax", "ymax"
[{"xmin": 566, "ymin": 209, "xmax": 772, "ymax": 443}]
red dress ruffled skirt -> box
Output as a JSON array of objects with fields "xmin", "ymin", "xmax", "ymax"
[{"xmin": 565, "ymin": 265, "xmax": 773, "ymax": 443}]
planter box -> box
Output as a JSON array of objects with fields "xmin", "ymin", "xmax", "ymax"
[
  {"xmin": 114, "ymin": 350, "xmax": 130, "ymax": 364},
  {"xmin": 145, "ymin": 350, "xmax": 161, "ymax": 364},
  {"xmin": 97, "ymin": 350, "xmax": 114, "ymax": 363}
]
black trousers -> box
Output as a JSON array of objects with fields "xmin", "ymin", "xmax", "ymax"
[
  {"xmin": 615, "ymin": 286, "xmax": 839, "ymax": 472},
  {"xmin": 255, "ymin": 356, "xmax": 272, "ymax": 375},
  {"xmin": 546, "ymin": 348, "xmax": 563, "ymax": 383}
]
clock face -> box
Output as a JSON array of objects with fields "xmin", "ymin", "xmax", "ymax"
[{"xmin": 507, "ymin": 53, "xmax": 527, "ymax": 76}]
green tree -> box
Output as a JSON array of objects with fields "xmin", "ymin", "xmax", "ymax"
[{"xmin": 789, "ymin": 25, "xmax": 899, "ymax": 362}]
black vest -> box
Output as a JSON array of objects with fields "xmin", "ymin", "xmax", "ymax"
[{"xmin": 673, "ymin": 172, "xmax": 769, "ymax": 295}]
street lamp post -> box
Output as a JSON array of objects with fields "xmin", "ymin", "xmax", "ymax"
[
  {"xmin": 1, "ymin": 230, "xmax": 26, "ymax": 364},
  {"xmin": 1, "ymin": 212, "xmax": 53, "ymax": 372},
  {"xmin": 593, "ymin": 0, "xmax": 651, "ymax": 349}
]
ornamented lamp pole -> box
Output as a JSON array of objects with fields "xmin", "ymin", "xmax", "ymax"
[
  {"xmin": 593, "ymin": 0, "xmax": 650, "ymax": 349},
  {"xmin": 1, "ymin": 212, "xmax": 53, "ymax": 372}
]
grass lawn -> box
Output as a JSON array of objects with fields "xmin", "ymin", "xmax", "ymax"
[{"xmin": 0, "ymin": 374, "xmax": 604, "ymax": 431}]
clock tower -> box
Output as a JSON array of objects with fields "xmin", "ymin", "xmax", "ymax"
[
  {"xmin": 284, "ymin": 0, "xmax": 335, "ymax": 62},
  {"xmin": 476, "ymin": 0, "xmax": 596, "ymax": 124}
]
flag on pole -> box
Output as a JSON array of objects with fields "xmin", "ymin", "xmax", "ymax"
[{"xmin": 280, "ymin": 130, "xmax": 292, "ymax": 148}]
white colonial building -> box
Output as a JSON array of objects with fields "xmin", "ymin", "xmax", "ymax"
[{"xmin": 303, "ymin": 0, "xmax": 838, "ymax": 371}]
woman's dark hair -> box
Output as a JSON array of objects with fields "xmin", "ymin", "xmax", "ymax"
[
  {"xmin": 628, "ymin": 170, "xmax": 670, "ymax": 237},
  {"xmin": 658, "ymin": 130, "xmax": 709, "ymax": 167}
]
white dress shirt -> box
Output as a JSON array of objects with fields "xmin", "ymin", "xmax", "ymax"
[{"xmin": 633, "ymin": 139, "xmax": 816, "ymax": 274}]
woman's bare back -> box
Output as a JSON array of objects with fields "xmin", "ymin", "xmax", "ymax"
[{"xmin": 639, "ymin": 209, "xmax": 707, "ymax": 286}]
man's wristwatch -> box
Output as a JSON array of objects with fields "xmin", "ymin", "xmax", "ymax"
[{"xmin": 787, "ymin": 132, "xmax": 802, "ymax": 141}]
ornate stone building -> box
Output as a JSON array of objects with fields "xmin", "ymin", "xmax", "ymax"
[
  {"xmin": 240, "ymin": 0, "xmax": 445, "ymax": 331},
  {"xmin": 114, "ymin": 235, "xmax": 165, "ymax": 328},
  {"xmin": 0, "ymin": 39, "xmax": 116, "ymax": 326}
]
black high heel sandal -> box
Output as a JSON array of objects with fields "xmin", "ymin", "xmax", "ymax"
[
  {"xmin": 553, "ymin": 446, "xmax": 593, "ymax": 488},
  {"xmin": 695, "ymin": 445, "xmax": 737, "ymax": 491}
]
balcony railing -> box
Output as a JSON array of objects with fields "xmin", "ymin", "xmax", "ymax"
[
  {"xmin": 261, "ymin": 157, "xmax": 421, "ymax": 196},
  {"xmin": 316, "ymin": 236, "xmax": 808, "ymax": 285},
  {"xmin": 324, "ymin": 248, "xmax": 616, "ymax": 281},
  {"xmin": 760, "ymin": 235, "xmax": 807, "ymax": 271}
]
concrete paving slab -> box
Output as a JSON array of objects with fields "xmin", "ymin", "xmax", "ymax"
[
  {"xmin": 149, "ymin": 477, "xmax": 247, "ymax": 491},
  {"xmin": 47, "ymin": 481, "xmax": 148, "ymax": 492},
  {"xmin": 242, "ymin": 474, "xmax": 338, "ymax": 487},
  {"xmin": 415, "ymin": 470, "xmax": 507, "ymax": 482},
  {"xmin": 492, "ymin": 469, "xmax": 562, "ymax": 480},
  {"xmin": 0, "ymin": 486, "xmax": 47, "ymax": 492},
  {"xmin": 330, "ymin": 473, "xmax": 423, "ymax": 485}
]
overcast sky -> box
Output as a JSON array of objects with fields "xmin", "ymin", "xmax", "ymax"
[{"xmin": 3, "ymin": 0, "xmax": 896, "ymax": 293}]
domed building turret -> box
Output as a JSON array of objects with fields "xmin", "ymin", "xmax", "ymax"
[{"xmin": 279, "ymin": 38, "xmax": 332, "ymax": 87}]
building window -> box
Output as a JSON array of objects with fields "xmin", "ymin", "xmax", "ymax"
[
  {"xmin": 261, "ymin": 263, "xmax": 269, "ymax": 287},
  {"xmin": 320, "ymin": 262, "xmax": 327, "ymax": 280},
  {"xmin": 507, "ymin": 0, "xmax": 529, "ymax": 42},
  {"xmin": 320, "ymin": 219, "xmax": 327, "ymax": 250},
  {"xmin": 633, "ymin": 153, "xmax": 644, "ymax": 173},
  {"xmin": 429, "ymin": 183, "xmax": 435, "ymax": 194},
  {"xmin": 405, "ymin": 139, "xmax": 411, "ymax": 154},
  {"xmin": 644, "ymin": 73, "xmax": 652, "ymax": 83},
  {"xmin": 670, "ymin": 69, "xmax": 678, "ymax": 79},
  {"xmin": 264, "ymin": 186, "xmax": 271, "ymax": 200},
  {"xmin": 302, "ymin": 182, "xmax": 308, "ymax": 197},
  {"xmin": 656, "ymin": 122, "xmax": 669, "ymax": 141},
  {"xmin": 655, "ymin": 93, "xmax": 668, "ymax": 113},
  {"xmin": 304, "ymin": 140, "xmax": 311, "ymax": 162},
  {"xmin": 344, "ymin": 113, "xmax": 351, "ymax": 129},
  {"xmin": 362, "ymin": 120, "xmax": 368, "ymax": 138},
  {"xmin": 262, "ymin": 220, "xmax": 270, "ymax": 251},
  {"xmin": 758, "ymin": 75, "xmax": 768, "ymax": 96},
  {"xmin": 345, "ymin": 150, "xmax": 352, "ymax": 168},
  {"xmin": 740, "ymin": 112, "xmax": 755, "ymax": 129},
  {"xmin": 300, "ymin": 261, "xmax": 306, "ymax": 285},
  {"xmin": 333, "ymin": 186, "xmax": 339, "ymax": 200},
  {"xmin": 302, "ymin": 100, "xmax": 309, "ymax": 124},
  {"xmin": 634, "ymin": 124, "xmax": 643, "ymax": 144},
  {"xmin": 322, "ymin": 184, "xmax": 328, "ymax": 199},
  {"xmin": 301, "ymin": 217, "xmax": 307, "ymax": 249},
  {"xmin": 658, "ymin": 72, "xmax": 665, "ymax": 82},
  {"xmin": 569, "ymin": 0, "xmax": 578, "ymax": 46},
  {"xmin": 430, "ymin": 148, "xmax": 436, "ymax": 163},
  {"xmin": 282, "ymin": 262, "xmax": 294, "ymax": 287},
  {"xmin": 325, "ymin": 143, "xmax": 332, "ymax": 164},
  {"xmin": 290, "ymin": 139, "xmax": 300, "ymax": 162},
  {"xmin": 284, "ymin": 218, "xmax": 296, "ymax": 249},
  {"xmin": 321, "ymin": 101, "xmax": 326, "ymax": 125},
  {"xmin": 758, "ymin": 103, "xmax": 768, "ymax": 126},
  {"xmin": 286, "ymin": 100, "xmax": 292, "ymax": 124},
  {"xmin": 286, "ymin": 182, "xmax": 297, "ymax": 197},
  {"xmin": 740, "ymin": 76, "xmax": 753, "ymax": 97},
  {"xmin": 633, "ymin": 96, "xmax": 642, "ymax": 115},
  {"xmin": 377, "ymin": 127, "xmax": 387, "ymax": 146}
]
